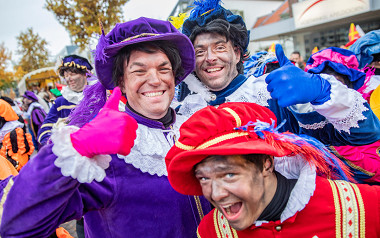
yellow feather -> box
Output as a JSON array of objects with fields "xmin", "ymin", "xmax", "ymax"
[{"xmin": 169, "ymin": 13, "xmax": 189, "ymax": 29}]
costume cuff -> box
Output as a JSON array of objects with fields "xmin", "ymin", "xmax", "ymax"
[
  {"xmin": 51, "ymin": 126, "xmax": 111, "ymax": 183},
  {"xmin": 312, "ymin": 74, "xmax": 368, "ymax": 133}
]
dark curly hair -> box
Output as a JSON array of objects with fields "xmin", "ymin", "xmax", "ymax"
[{"xmin": 188, "ymin": 19, "xmax": 249, "ymax": 74}]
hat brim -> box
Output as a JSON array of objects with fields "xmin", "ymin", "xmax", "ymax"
[
  {"xmin": 95, "ymin": 33, "xmax": 195, "ymax": 90},
  {"xmin": 167, "ymin": 139, "xmax": 291, "ymax": 196}
]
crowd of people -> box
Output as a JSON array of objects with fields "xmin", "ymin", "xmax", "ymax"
[{"xmin": 0, "ymin": 0, "xmax": 379, "ymax": 237}]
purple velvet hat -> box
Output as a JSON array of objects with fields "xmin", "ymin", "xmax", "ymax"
[
  {"xmin": 94, "ymin": 17, "xmax": 195, "ymax": 90},
  {"xmin": 22, "ymin": 91, "xmax": 38, "ymax": 102}
]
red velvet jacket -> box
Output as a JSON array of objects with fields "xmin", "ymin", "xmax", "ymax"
[{"xmin": 197, "ymin": 176, "xmax": 380, "ymax": 238}]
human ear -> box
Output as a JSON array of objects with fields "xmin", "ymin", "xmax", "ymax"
[
  {"xmin": 234, "ymin": 47, "xmax": 241, "ymax": 61},
  {"xmin": 263, "ymin": 156, "xmax": 274, "ymax": 174}
]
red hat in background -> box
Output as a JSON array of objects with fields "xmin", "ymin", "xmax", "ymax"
[{"xmin": 166, "ymin": 102, "xmax": 352, "ymax": 196}]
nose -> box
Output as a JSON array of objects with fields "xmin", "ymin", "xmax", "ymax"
[
  {"xmin": 210, "ymin": 181, "xmax": 228, "ymax": 202},
  {"xmin": 205, "ymin": 49, "xmax": 217, "ymax": 64},
  {"xmin": 146, "ymin": 70, "xmax": 161, "ymax": 85}
]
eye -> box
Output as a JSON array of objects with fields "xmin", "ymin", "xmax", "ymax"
[
  {"xmin": 160, "ymin": 68, "xmax": 172, "ymax": 73},
  {"xmin": 216, "ymin": 45, "xmax": 226, "ymax": 51},
  {"xmin": 195, "ymin": 50, "xmax": 205, "ymax": 57},
  {"xmin": 225, "ymin": 173, "xmax": 235, "ymax": 179}
]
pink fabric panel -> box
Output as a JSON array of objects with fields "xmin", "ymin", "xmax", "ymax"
[
  {"xmin": 305, "ymin": 49, "xmax": 360, "ymax": 71},
  {"xmin": 334, "ymin": 140, "xmax": 380, "ymax": 183}
]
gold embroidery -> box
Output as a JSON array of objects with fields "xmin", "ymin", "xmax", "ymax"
[
  {"xmin": 200, "ymin": 8, "xmax": 215, "ymax": 16},
  {"xmin": 376, "ymin": 146, "xmax": 380, "ymax": 157},
  {"xmin": 351, "ymin": 183, "xmax": 366, "ymax": 237},
  {"xmin": 175, "ymin": 132, "xmax": 249, "ymax": 151},
  {"xmin": 61, "ymin": 61, "xmax": 88, "ymax": 70},
  {"xmin": 213, "ymin": 210, "xmax": 222, "ymax": 238},
  {"xmin": 38, "ymin": 130, "xmax": 51, "ymax": 143},
  {"xmin": 216, "ymin": 209, "xmax": 237, "ymax": 238},
  {"xmin": 330, "ymin": 180, "xmax": 363, "ymax": 238},
  {"xmin": 196, "ymin": 227, "xmax": 202, "ymax": 238},
  {"xmin": 194, "ymin": 196, "xmax": 205, "ymax": 220},
  {"xmin": 41, "ymin": 123, "xmax": 55, "ymax": 129},
  {"xmin": 175, "ymin": 140, "xmax": 196, "ymax": 151},
  {"xmin": 197, "ymin": 132, "xmax": 248, "ymax": 150},
  {"xmin": 222, "ymin": 108, "xmax": 241, "ymax": 127},
  {"xmin": 328, "ymin": 179, "xmax": 341, "ymax": 238},
  {"xmin": 0, "ymin": 178, "xmax": 14, "ymax": 226},
  {"xmin": 57, "ymin": 105, "xmax": 76, "ymax": 112},
  {"xmin": 120, "ymin": 33, "xmax": 160, "ymax": 43}
]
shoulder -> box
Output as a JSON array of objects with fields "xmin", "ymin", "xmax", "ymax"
[{"xmin": 53, "ymin": 96, "xmax": 71, "ymax": 105}]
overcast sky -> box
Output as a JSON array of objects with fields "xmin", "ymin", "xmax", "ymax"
[{"xmin": 0, "ymin": 0, "xmax": 178, "ymax": 68}]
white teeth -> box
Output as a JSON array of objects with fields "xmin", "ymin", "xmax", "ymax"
[
  {"xmin": 206, "ymin": 68, "xmax": 222, "ymax": 73},
  {"xmin": 144, "ymin": 91, "xmax": 163, "ymax": 97}
]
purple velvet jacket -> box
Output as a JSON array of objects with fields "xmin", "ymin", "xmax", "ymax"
[{"xmin": 0, "ymin": 108, "xmax": 211, "ymax": 238}]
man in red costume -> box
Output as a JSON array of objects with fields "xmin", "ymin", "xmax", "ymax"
[{"xmin": 166, "ymin": 102, "xmax": 380, "ymax": 238}]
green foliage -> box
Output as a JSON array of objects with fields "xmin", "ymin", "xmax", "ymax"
[
  {"xmin": 45, "ymin": 0, "xmax": 129, "ymax": 50},
  {"xmin": 16, "ymin": 28, "xmax": 51, "ymax": 72},
  {"xmin": 0, "ymin": 43, "xmax": 16, "ymax": 90}
]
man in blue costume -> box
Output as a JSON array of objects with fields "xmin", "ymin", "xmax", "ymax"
[
  {"xmin": 177, "ymin": 0, "xmax": 380, "ymax": 147},
  {"xmin": 37, "ymin": 55, "xmax": 93, "ymax": 146}
]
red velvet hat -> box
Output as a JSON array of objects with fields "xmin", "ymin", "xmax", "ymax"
[{"xmin": 166, "ymin": 102, "xmax": 352, "ymax": 196}]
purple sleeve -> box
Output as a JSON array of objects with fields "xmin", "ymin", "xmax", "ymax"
[{"xmin": 0, "ymin": 144, "xmax": 115, "ymax": 237}]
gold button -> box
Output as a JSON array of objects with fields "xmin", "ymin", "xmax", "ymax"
[{"xmin": 275, "ymin": 225, "xmax": 281, "ymax": 231}]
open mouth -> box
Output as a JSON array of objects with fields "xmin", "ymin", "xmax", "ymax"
[
  {"xmin": 206, "ymin": 67, "xmax": 223, "ymax": 73},
  {"xmin": 221, "ymin": 202, "xmax": 242, "ymax": 219},
  {"xmin": 143, "ymin": 91, "xmax": 164, "ymax": 97}
]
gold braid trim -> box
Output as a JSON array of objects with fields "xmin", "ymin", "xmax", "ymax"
[
  {"xmin": 0, "ymin": 178, "xmax": 14, "ymax": 226},
  {"xmin": 329, "ymin": 146, "xmax": 375, "ymax": 176},
  {"xmin": 194, "ymin": 196, "xmax": 205, "ymax": 220},
  {"xmin": 213, "ymin": 210, "xmax": 222, "ymax": 238},
  {"xmin": 175, "ymin": 132, "xmax": 249, "ymax": 151},
  {"xmin": 41, "ymin": 123, "xmax": 55, "ymax": 129},
  {"xmin": 328, "ymin": 179, "xmax": 342, "ymax": 238},
  {"xmin": 222, "ymin": 108, "xmax": 241, "ymax": 127},
  {"xmin": 200, "ymin": 8, "xmax": 215, "ymax": 16},
  {"xmin": 57, "ymin": 105, "xmax": 77, "ymax": 112},
  {"xmin": 120, "ymin": 33, "xmax": 160, "ymax": 43},
  {"xmin": 197, "ymin": 132, "xmax": 248, "ymax": 150},
  {"xmin": 196, "ymin": 227, "xmax": 202, "ymax": 238},
  {"xmin": 175, "ymin": 140, "xmax": 196, "ymax": 151},
  {"xmin": 61, "ymin": 61, "xmax": 88, "ymax": 70},
  {"xmin": 350, "ymin": 183, "xmax": 366, "ymax": 237}
]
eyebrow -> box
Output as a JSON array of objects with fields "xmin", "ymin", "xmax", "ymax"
[
  {"xmin": 129, "ymin": 61, "xmax": 170, "ymax": 69},
  {"xmin": 194, "ymin": 40, "xmax": 227, "ymax": 49}
]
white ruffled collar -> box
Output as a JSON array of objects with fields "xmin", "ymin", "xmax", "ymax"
[
  {"xmin": 254, "ymin": 155, "xmax": 317, "ymax": 226},
  {"xmin": 0, "ymin": 120, "xmax": 24, "ymax": 141},
  {"xmin": 117, "ymin": 115, "xmax": 187, "ymax": 177},
  {"xmin": 61, "ymin": 86, "xmax": 84, "ymax": 104},
  {"xmin": 23, "ymin": 102, "xmax": 44, "ymax": 119}
]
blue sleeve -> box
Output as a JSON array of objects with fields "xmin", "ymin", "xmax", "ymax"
[{"xmin": 267, "ymin": 99, "xmax": 380, "ymax": 146}]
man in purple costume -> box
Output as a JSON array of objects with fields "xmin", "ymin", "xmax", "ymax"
[
  {"xmin": 0, "ymin": 17, "xmax": 211, "ymax": 237},
  {"xmin": 21, "ymin": 90, "xmax": 47, "ymax": 150}
]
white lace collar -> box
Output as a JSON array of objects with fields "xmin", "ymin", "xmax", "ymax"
[
  {"xmin": 254, "ymin": 155, "xmax": 317, "ymax": 226},
  {"xmin": 61, "ymin": 86, "xmax": 84, "ymax": 104},
  {"xmin": 117, "ymin": 115, "xmax": 187, "ymax": 177}
]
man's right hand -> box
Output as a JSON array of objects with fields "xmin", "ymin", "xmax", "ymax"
[{"xmin": 70, "ymin": 87, "xmax": 138, "ymax": 158}]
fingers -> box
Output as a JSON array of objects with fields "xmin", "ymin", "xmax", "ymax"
[
  {"xmin": 275, "ymin": 44, "xmax": 292, "ymax": 67},
  {"xmin": 104, "ymin": 87, "xmax": 122, "ymax": 110}
]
